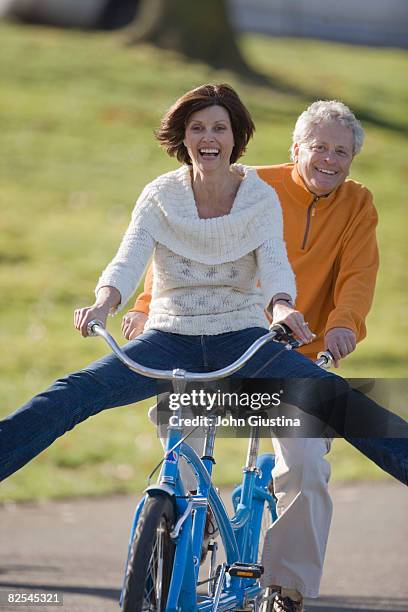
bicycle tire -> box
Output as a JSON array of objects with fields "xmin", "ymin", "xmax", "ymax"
[{"xmin": 122, "ymin": 492, "xmax": 176, "ymax": 612}]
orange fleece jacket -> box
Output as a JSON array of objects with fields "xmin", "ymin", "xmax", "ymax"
[{"xmin": 130, "ymin": 163, "xmax": 379, "ymax": 359}]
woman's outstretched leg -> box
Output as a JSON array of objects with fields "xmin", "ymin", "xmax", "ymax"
[{"xmin": 0, "ymin": 330, "xmax": 201, "ymax": 481}]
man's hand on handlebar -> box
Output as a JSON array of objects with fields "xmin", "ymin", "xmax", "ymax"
[
  {"xmin": 324, "ymin": 327, "xmax": 356, "ymax": 368},
  {"xmin": 122, "ymin": 312, "xmax": 148, "ymax": 340}
]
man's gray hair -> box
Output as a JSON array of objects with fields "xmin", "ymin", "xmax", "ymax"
[{"xmin": 290, "ymin": 100, "xmax": 365, "ymax": 160}]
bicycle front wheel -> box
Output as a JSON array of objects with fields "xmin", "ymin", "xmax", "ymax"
[{"xmin": 122, "ymin": 492, "xmax": 176, "ymax": 612}]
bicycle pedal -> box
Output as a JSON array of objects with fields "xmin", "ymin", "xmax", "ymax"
[{"xmin": 228, "ymin": 562, "xmax": 264, "ymax": 579}]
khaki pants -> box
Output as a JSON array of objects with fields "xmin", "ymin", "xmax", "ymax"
[
  {"xmin": 260, "ymin": 437, "xmax": 332, "ymax": 598},
  {"xmin": 148, "ymin": 406, "xmax": 332, "ymax": 598}
]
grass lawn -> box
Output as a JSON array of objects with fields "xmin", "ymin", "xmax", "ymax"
[{"xmin": 0, "ymin": 22, "xmax": 407, "ymax": 501}]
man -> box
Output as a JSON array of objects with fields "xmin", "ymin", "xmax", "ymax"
[{"xmin": 121, "ymin": 101, "xmax": 379, "ymax": 612}]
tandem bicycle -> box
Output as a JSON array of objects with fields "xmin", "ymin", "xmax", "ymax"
[{"xmin": 87, "ymin": 320, "xmax": 333, "ymax": 612}]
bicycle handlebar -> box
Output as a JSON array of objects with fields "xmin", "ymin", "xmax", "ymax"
[
  {"xmin": 86, "ymin": 320, "xmax": 299, "ymax": 382},
  {"xmin": 87, "ymin": 320, "xmax": 334, "ymax": 380}
]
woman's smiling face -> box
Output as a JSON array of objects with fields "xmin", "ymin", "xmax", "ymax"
[
  {"xmin": 293, "ymin": 121, "xmax": 354, "ymax": 196},
  {"xmin": 183, "ymin": 105, "xmax": 235, "ymax": 172}
]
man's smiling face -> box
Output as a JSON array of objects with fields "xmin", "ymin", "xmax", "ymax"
[{"xmin": 293, "ymin": 121, "xmax": 354, "ymax": 196}]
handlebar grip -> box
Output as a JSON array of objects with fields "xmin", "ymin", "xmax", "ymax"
[
  {"xmin": 86, "ymin": 319, "xmax": 105, "ymax": 337},
  {"xmin": 269, "ymin": 323, "xmax": 291, "ymax": 336},
  {"xmin": 316, "ymin": 350, "xmax": 334, "ymax": 369},
  {"xmin": 269, "ymin": 323, "xmax": 303, "ymax": 349}
]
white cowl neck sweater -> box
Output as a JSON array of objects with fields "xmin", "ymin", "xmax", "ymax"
[{"xmin": 96, "ymin": 164, "xmax": 296, "ymax": 335}]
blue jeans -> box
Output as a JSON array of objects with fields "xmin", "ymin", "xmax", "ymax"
[{"xmin": 1, "ymin": 327, "xmax": 407, "ymax": 484}]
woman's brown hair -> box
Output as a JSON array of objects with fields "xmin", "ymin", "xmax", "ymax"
[{"xmin": 155, "ymin": 84, "xmax": 255, "ymax": 164}]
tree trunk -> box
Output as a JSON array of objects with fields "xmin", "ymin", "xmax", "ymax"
[{"xmin": 126, "ymin": 0, "xmax": 251, "ymax": 73}]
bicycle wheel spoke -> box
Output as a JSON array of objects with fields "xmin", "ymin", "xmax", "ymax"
[{"xmin": 143, "ymin": 519, "xmax": 167, "ymax": 610}]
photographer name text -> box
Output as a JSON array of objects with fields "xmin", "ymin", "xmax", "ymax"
[{"xmin": 168, "ymin": 414, "xmax": 300, "ymax": 428}]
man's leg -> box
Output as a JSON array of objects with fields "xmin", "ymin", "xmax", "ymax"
[{"xmin": 260, "ymin": 437, "xmax": 332, "ymax": 601}]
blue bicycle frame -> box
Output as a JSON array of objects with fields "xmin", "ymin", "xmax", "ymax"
[
  {"xmin": 87, "ymin": 320, "xmax": 333, "ymax": 611},
  {"xmin": 121, "ymin": 416, "xmax": 277, "ymax": 611}
]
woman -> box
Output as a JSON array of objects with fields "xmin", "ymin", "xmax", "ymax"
[{"xmin": 1, "ymin": 84, "xmax": 405, "ymax": 612}]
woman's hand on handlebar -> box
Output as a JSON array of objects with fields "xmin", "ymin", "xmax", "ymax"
[
  {"xmin": 74, "ymin": 304, "xmax": 109, "ymax": 337},
  {"xmin": 271, "ymin": 302, "xmax": 315, "ymax": 344},
  {"xmin": 74, "ymin": 286, "xmax": 121, "ymax": 337}
]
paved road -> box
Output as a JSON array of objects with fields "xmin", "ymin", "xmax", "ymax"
[{"xmin": 0, "ymin": 482, "xmax": 407, "ymax": 611}]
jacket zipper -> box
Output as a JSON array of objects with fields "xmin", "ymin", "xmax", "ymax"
[{"xmin": 301, "ymin": 196, "xmax": 319, "ymax": 250}]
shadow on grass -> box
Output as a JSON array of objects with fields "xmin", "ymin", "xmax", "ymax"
[{"xmin": 237, "ymin": 69, "xmax": 408, "ymax": 136}]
